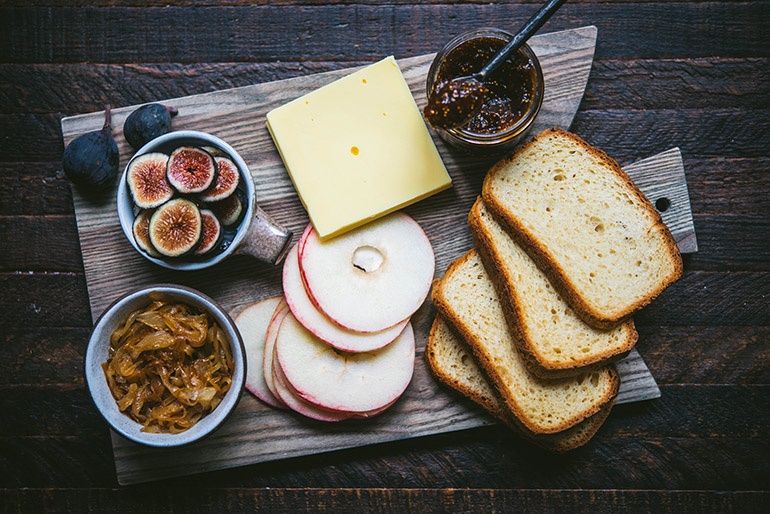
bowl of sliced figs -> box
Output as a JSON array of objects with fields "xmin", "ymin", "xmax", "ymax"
[{"xmin": 117, "ymin": 131, "xmax": 292, "ymax": 270}]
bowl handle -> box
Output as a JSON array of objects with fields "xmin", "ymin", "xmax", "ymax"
[{"xmin": 234, "ymin": 206, "xmax": 293, "ymax": 265}]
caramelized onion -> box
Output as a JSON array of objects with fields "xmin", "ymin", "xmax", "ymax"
[{"xmin": 102, "ymin": 298, "xmax": 233, "ymax": 433}]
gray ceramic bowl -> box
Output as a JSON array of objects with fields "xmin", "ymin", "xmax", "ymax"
[
  {"xmin": 117, "ymin": 130, "xmax": 292, "ymax": 270},
  {"xmin": 84, "ymin": 284, "xmax": 245, "ymax": 447}
]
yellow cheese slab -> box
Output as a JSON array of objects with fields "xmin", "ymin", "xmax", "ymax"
[{"xmin": 266, "ymin": 56, "xmax": 452, "ymax": 240}]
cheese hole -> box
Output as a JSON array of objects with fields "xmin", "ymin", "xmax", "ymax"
[
  {"xmin": 362, "ymin": 79, "xmax": 367, "ymax": 84},
  {"xmin": 350, "ymin": 146, "xmax": 359, "ymax": 156},
  {"xmin": 352, "ymin": 245, "xmax": 383, "ymax": 272}
]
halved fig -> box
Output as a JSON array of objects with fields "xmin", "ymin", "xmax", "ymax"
[
  {"xmin": 199, "ymin": 157, "xmax": 240, "ymax": 203},
  {"xmin": 166, "ymin": 147, "xmax": 217, "ymax": 194},
  {"xmin": 126, "ymin": 152, "xmax": 173, "ymax": 209},
  {"xmin": 148, "ymin": 198, "xmax": 202, "ymax": 257},
  {"xmin": 132, "ymin": 209, "xmax": 161, "ymax": 257},
  {"xmin": 195, "ymin": 209, "xmax": 223, "ymax": 255},
  {"xmin": 210, "ymin": 190, "xmax": 244, "ymax": 227}
]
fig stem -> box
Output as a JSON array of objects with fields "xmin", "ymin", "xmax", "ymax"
[
  {"xmin": 102, "ymin": 104, "xmax": 112, "ymax": 131},
  {"xmin": 166, "ymin": 105, "xmax": 179, "ymax": 117}
]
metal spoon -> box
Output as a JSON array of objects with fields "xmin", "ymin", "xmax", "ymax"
[{"xmin": 424, "ymin": 0, "xmax": 567, "ymax": 129}]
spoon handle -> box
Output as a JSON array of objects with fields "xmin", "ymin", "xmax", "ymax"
[{"xmin": 477, "ymin": 0, "xmax": 567, "ymax": 80}]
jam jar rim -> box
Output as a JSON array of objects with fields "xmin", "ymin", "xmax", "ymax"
[{"xmin": 426, "ymin": 27, "xmax": 545, "ymax": 146}]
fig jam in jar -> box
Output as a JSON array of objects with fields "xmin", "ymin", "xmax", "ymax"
[{"xmin": 425, "ymin": 28, "xmax": 544, "ymax": 152}]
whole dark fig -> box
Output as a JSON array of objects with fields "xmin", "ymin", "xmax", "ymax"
[
  {"xmin": 123, "ymin": 103, "xmax": 178, "ymax": 150},
  {"xmin": 63, "ymin": 104, "xmax": 120, "ymax": 192}
]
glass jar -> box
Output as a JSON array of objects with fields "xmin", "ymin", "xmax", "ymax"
[{"xmin": 426, "ymin": 28, "xmax": 544, "ymax": 153}]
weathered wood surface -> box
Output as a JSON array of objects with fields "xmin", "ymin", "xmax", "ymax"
[
  {"xmin": 2, "ymin": 0, "xmax": 769, "ymax": 511},
  {"xmin": 54, "ymin": 26, "xmax": 696, "ymax": 484},
  {"xmin": 55, "ymin": 28, "xmax": 656, "ymax": 482}
]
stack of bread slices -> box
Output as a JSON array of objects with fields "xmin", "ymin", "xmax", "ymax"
[{"xmin": 426, "ymin": 128, "xmax": 683, "ymax": 451}]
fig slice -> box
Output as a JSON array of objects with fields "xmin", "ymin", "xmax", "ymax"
[
  {"xmin": 132, "ymin": 209, "xmax": 161, "ymax": 257},
  {"xmin": 210, "ymin": 190, "xmax": 244, "ymax": 226},
  {"xmin": 195, "ymin": 209, "xmax": 223, "ymax": 255},
  {"xmin": 199, "ymin": 156, "xmax": 240, "ymax": 203},
  {"xmin": 167, "ymin": 146, "xmax": 217, "ymax": 194},
  {"xmin": 126, "ymin": 152, "xmax": 173, "ymax": 209},
  {"xmin": 148, "ymin": 198, "xmax": 202, "ymax": 257}
]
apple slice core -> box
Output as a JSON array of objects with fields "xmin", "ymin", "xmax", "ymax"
[
  {"xmin": 299, "ymin": 212, "xmax": 434, "ymax": 332},
  {"xmin": 234, "ymin": 296, "xmax": 285, "ymax": 409},
  {"xmin": 275, "ymin": 312, "xmax": 415, "ymax": 413},
  {"xmin": 283, "ymin": 244, "xmax": 407, "ymax": 352}
]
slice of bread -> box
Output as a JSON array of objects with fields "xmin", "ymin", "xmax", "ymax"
[
  {"xmin": 469, "ymin": 197, "xmax": 638, "ymax": 378},
  {"xmin": 482, "ymin": 127, "xmax": 682, "ymax": 329},
  {"xmin": 425, "ymin": 315, "xmax": 615, "ymax": 452},
  {"xmin": 432, "ymin": 249, "xmax": 619, "ymax": 434}
]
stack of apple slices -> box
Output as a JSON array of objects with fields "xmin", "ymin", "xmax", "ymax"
[{"xmin": 235, "ymin": 212, "xmax": 435, "ymax": 421}]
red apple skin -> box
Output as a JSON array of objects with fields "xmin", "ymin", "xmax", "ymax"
[
  {"xmin": 283, "ymin": 244, "xmax": 408, "ymax": 352},
  {"xmin": 235, "ymin": 297, "xmax": 286, "ymax": 409},
  {"xmin": 262, "ymin": 299, "xmax": 291, "ymax": 406},
  {"xmin": 272, "ymin": 344, "xmax": 400, "ymax": 421},
  {"xmin": 275, "ymin": 313, "xmax": 415, "ymax": 413},
  {"xmin": 298, "ymin": 212, "xmax": 435, "ymax": 333},
  {"xmin": 271, "ymin": 345, "xmax": 355, "ymax": 422}
]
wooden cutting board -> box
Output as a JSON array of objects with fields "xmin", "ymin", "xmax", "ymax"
[{"xmin": 60, "ymin": 26, "xmax": 697, "ymax": 485}]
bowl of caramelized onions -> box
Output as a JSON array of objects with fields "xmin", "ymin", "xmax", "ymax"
[{"xmin": 85, "ymin": 284, "xmax": 245, "ymax": 447}]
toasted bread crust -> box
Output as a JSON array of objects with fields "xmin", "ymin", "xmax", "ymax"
[
  {"xmin": 469, "ymin": 197, "xmax": 638, "ymax": 378},
  {"xmin": 425, "ymin": 315, "xmax": 617, "ymax": 452},
  {"xmin": 432, "ymin": 249, "xmax": 620, "ymax": 434},
  {"xmin": 425, "ymin": 315, "xmax": 506, "ymax": 420},
  {"xmin": 482, "ymin": 127, "xmax": 683, "ymax": 329}
]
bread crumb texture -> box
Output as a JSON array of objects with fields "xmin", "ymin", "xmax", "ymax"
[
  {"xmin": 484, "ymin": 129, "xmax": 681, "ymax": 319},
  {"xmin": 472, "ymin": 200, "xmax": 635, "ymax": 368},
  {"xmin": 436, "ymin": 251, "xmax": 615, "ymax": 432}
]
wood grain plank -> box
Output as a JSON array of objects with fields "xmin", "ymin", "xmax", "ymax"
[
  {"xmin": 2, "ymin": 434, "xmax": 769, "ymax": 489},
  {"xmin": 5, "ymin": 384, "xmax": 765, "ymax": 439},
  {"xmin": 3, "ymin": 58, "xmax": 768, "ymax": 114},
  {"xmin": 635, "ymin": 326, "xmax": 770, "ymax": 385},
  {"xmin": 4, "ymin": 271, "xmax": 768, "ymax": 328},
  {"xmin": 0, "ymin": 216, "xmax": 82, "ymax": 271},
  {"xmin": 3, "ymin": 326, "xmax": 769, "ymax": 387},
  {"xmin": 2, "ymin": 0, "xmax": 753, "ymax": 6},
  {"xmin": 5, "ymin": 107, "xmax": 770, "ymax": 164},
  {"xmin": 2, "ymin": 488, "xmax": 769, "ymax": 514},
  {"xmin": 624, "ymin": 148, "xmax": 697, "ymax": 252},
  {"xmin": 0, "ymin": 162, "xmax": 72, "ymax": 215},
  {"xmin": 2, "ymin": 4, "xmax": 768, "ymax": 63},
  {"xmin": 0, "ymin": 328, "xmax": 90, "ymax": 385},
  {"xmin": 3, "ymin": 157, "xmax": 765, "ymax": 218},
  {"xmin": 56, "ymin": 32, "xmax": 672, "ymax": 484}
]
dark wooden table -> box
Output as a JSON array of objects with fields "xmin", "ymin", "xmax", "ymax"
[{"xmin": 2, "ymin": 1, "xmax": 769, "ymax": 512}]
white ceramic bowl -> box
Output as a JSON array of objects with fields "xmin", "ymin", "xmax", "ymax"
[
  {"xmin": 117, "ymin": 130, "xmax": 292, "ymax": 270},
  {"xmin": 84, "ymin": 284, "xmax": 245, "ymax": 447}
]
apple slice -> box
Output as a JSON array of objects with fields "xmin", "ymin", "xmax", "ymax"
[
  {"xmin": 270, "ymin": 346, "xmax": 355, "ymax": 422},
  {"xmin": 234, "ymin": 296, "xmax": 285, "ymax": 409},
  {"xmin": 271, "ymin": 340, "xmax": 400, "ymax": 421},
  {"xmin": 275, "ymin": 312, "xmax": 415, "ymax": 413},
  {"xmin": 299, "ymin": 212, "xmax": 434, "ymax": 332},
  {"xmin": 283, "ymin": 244, "xmax": 408, "ymax": 352},
  {"xmin": 262, "ymin": 298, "xmax": 291, "ymax": 405},
  {"xmin": 298, "ymin": 222, "xmax": 313, "ymax": 255}
]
